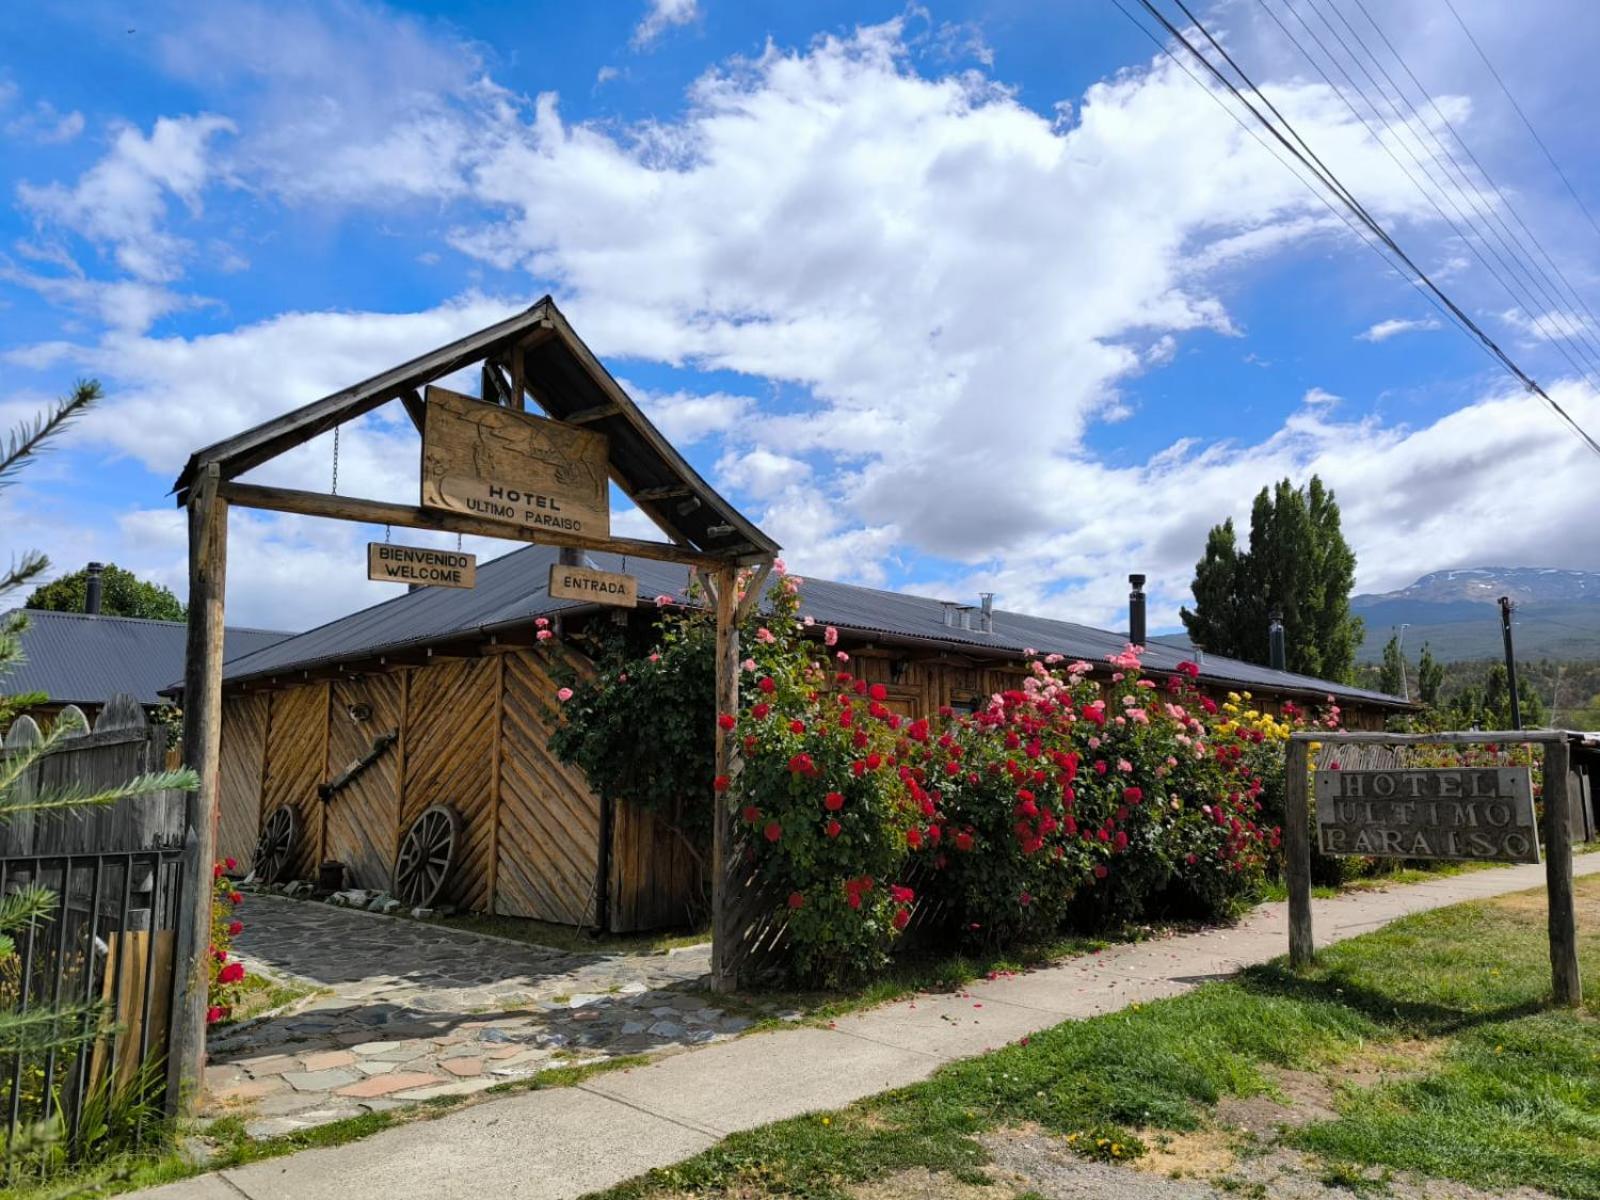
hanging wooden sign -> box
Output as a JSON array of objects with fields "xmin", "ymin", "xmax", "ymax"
[
  {"xmin": 368, "ymin": 542, "xmax": 477, "ymax": 589},
  {"xmin": 548, "ymin": 563, "xmax": 637, "ymax": 608},
  {"xmin": 420, "ymin": 385, "xmax": 610, "ymax": 538},
  {"xmin": 1314, "ymin": 767, "xmax": 1539, "ymax": 863}
]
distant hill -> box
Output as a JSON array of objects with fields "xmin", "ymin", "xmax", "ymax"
[{"xmin": 1352, "ymin": 568, "xmax": 1600, "ymax": 663}]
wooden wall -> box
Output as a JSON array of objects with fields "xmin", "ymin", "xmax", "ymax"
[
  {"xmin": 324, "ymin": 673, "xmax": 404, "ymax": 892},
  {"xmin": 610, "ymin": 800, "xmax": 702, "ymax": 933},
  {"xmin": 261, "ymin": 683, "xmax": 329, "ymax": 881},
  {"xmin": 217, "ymin": 694, "xmax": 267, "ymax": 868},
  {"xmin": 496, "ymin": 650, "xmax": 599, "ymax": 926}
]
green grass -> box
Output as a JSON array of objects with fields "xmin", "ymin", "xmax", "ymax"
[
  {"xmin": 218, "ymin": 971, "xmax": 317, "ymax": 1027},
  {"xmin": 591, "ymin": 877, "xmax": 1600, "ymax": 1200}
]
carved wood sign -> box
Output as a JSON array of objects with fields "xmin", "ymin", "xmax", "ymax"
[
  {"xmin": 548, "ymin": 563, "xmax": 637, "ymax": 607},
  {"xmin": 420, "ymin": 385, "xmax": 610, "ymax": 538},
  {"xmin": 1314, "ymin": 767, "xmax": 1539, "ymax": 864},
  {"xmin": 368, "ymin": 543, "xmax": 476, "ymax": 589}
]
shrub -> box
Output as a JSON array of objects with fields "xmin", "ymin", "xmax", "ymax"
[{"xmin": 207, "ymin": 862, "xmax": 246, "ymax": 1024}]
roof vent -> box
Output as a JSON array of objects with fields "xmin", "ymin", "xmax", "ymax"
[
  {"xmin": 941, "ymin": 602, "xmax": 959, "ymax": 627},
  {"xmin": 85, "ymin": 562, "xmax": 104, "ymax": 616},
  {"xmin": 955, "ymin": 605, "xmax": 975, "ymax": 631},
  {"xmin": 978, "ymin": 592, "xmax": 994, "ymax": 634}
]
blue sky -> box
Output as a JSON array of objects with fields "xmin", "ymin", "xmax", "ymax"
[{"xmin": 2, "ymin": 0, "xmax": 1599, "ymax": 634}]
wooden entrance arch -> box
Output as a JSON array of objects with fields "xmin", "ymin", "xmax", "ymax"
[{"xmin": 170, "ymin": 298, "xmax": 777, "ymax": 1107}]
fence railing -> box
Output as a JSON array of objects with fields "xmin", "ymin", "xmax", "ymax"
[
  {"xmin": 1, "ymin": 844, "xmax": 191, "ymax": 1178},
  {"xmin": 2, "ymin": 694, "xmax": 194, "ymax": 1177}
]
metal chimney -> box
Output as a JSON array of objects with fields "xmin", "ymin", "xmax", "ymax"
[
  {"xmin": 956, "ymin": 605, "xmax": 975, "ymax": 631},
  {"xmin": 1127, "ymin": 574, "xmax": 1146, "ymax": 647},
  {"xmin": 941, "ymin": 602, "xmax": 959, "ymax": 627},
  {"xmin": 978, "ymin": 592, "xmax": 994, "ymax": 633},
  {"xmin": 1268, "ymin": 608, "xmax": 1287, "ymax": 671},
  {"xmin": 85, "ymin": 562, "xmax": 104, "ymax": 615}
]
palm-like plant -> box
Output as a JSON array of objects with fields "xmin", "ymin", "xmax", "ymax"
[{"xmin": 0, "ymin": 381, "xmax": 199, "ymax": 1157}]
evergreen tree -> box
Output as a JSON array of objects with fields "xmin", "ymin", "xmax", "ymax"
[
  {"xmin": 27, "ymin": 563, "xmax": 185, "ymax": 621},
  {"xmin": 1179, "ymin": 475, "xmax": 1364, "ymax": 682},
  {"xmin": 1378, "ymin": 634, "xmax": 1405, "ymax": 697},
  {"xmin": 1416, "ymin": 642, "xmax": 1444, "ymax": 706}
]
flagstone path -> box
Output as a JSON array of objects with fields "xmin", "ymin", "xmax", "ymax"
[{"xmin": 205, "ymin": 895, "xmax": 749, "ymax": 1138}]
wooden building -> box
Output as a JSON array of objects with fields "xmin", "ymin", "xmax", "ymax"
[{"xmin": 208, "ymin": 544, "xmax": 1412, "ymax": 933}]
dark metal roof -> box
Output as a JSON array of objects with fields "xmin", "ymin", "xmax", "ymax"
[
  {"xmin": 214, "ymin": 544, "xmax": 1409, "ymax": 710},
  {"xmin": 5, "ymin": 610, "xmax": 290, "ymax": 707},
  {"xmin": 171, "ymin": 297, "xmax": 777, "ymax": 562}
]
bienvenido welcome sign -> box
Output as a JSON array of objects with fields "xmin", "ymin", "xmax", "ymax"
[
  {"xmin": 1313, "ymin": 767, "xmax": 1540, "ymax": 864},
  {"xmin": 420, "ymin": 385, "xmax": 610, "ymax": 538}
]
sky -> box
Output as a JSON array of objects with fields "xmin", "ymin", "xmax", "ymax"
[{"xmin": 2, "ymin": 0, "xmax": 1599, "ymax": 637}]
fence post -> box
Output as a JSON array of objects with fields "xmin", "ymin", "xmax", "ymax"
[
  {"xmin": 1285, "ymin": 737, "xmax": 1314, "ymax": 968},
  {"xmin": 1543, "ymin": 736, "xmax": 1581, "ymax": 1008},
  {"xmin": 709, "ymin": 564, "xmax": 739, "ymax": 993},
  {"xmin": 165, "ymin": 826, "xmax": 202, "ymax": 1114}
]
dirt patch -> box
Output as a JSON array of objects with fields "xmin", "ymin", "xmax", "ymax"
[
  {"xmin": 1491, "ymin": 876, "xmax": 1600, "ymax": 922},
  {"xmin": 1130, "ymin": 1128, "xmax": 1240, "ymax": 1180},
  {"xmin": 849, "ymin": 1168, "xmax": 1016, "ymax": 1200}
]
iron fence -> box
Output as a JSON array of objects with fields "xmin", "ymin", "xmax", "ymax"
[{"xmin": 1, "ymin": 842, "xmax": 190, "ymax": 1178}]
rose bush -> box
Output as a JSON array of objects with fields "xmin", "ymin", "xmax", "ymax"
[{"xmin": 207, "ymin": 860, "xmax": 246, "ymax": 1024}]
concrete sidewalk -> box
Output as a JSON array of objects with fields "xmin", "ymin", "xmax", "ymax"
[{"xmin": 137, "ymin": 856, "xmax": 1598, "ymax": 1200}]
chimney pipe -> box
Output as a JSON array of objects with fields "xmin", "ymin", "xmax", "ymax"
[
  {"xmin": 1268, "ymin": 608, "xmax": 1287, "ymax": 671},
  {"xmin": 85, "ymin": 562, "xmax": 104, "ymax": 616},
  {"xmin": 941, "ymin": 602, "xmax": 958, "ymax": 628},
  {"xmin": 956, "ymin": 605, "xmax": 975, "ymax": 631},
  {"xmin": 1127, "ymin": 574, "xmax": 1146, "ymax": 648},
  {"xmin": 978, "ymin": 592, "xmax": 994, "ymax": 633}
]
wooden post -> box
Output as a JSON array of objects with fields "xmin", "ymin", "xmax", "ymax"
[
  {"xmin": 169, "ymin": 462, "xmax": 228, "ymax": 1112},
  {"xmin": 1543, "ymin": 736, "xmax": 1581, "ymax": 1008},
  {"xmin": 1285, "ymin": 737, "xmax": 1314, "ymax": 969},
  {"xmin": 710, "ymin": 565, "xmax": 739, "ymax": 993}
]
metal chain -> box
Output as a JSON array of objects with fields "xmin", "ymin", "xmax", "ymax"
[
  {"xmin": 456, "ymin": 532, "xmax": 463, "ymax": 552},
  {"xmin": 384, "ymin": 523, "xmax": 391, "ymax": 544},
  {"xmin": 331, "ymin": 425, "xmax": 340, "ymax": 496}
]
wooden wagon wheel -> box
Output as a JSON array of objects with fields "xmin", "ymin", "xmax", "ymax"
[
  {"xmin": 393, "ymin": 804, "xmax": 462, "ymax": 909},
  {"xmin": 254, "ymin": 805, "xmax": 297, "ymax": 885}
]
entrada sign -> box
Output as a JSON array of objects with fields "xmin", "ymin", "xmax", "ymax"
[
  {"xmin": 548, "ymin": 563, "xmax": 636, "ymax": 608},
  {"xmin": 1314, "ymin": 767, "xmax": 1539, "ymax": 864},
  {"xmin": 420, "ymin": 386, "xmax": 610, "ymax": 538},
  {"xmin": 368, "ymin": 543, "xmax": 477, "ymax": 589}
]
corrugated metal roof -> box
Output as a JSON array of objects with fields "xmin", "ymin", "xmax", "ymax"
[
  {"xmin": 3, "ymin": 610, "xmax": 290, "ymax": 707},
  {"xmin": 214, "ymin": 544, "xmax": 1407, "ymax": 709}
]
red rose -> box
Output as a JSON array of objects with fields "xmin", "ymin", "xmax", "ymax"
[
  {"xmin": 212, "ymin": 863, "xmax": 223, "ymax": 880},
  {"xmin": 751, "ymin": 702, "xmax": 770, "ymax": 720},
  {"xmin": 229, "ymin": 892, "xmax": 244, "ymax": 905},
  {"xmin": 953, "ymin": 831, "xmax": 974, "ymax": 852},
  {"xmin": 825, "ymin": 819, "xmax": 842, "ymax": 838},
  {"xmin": 1093, "ymin": 864, "xmax": 1109, "ymax": 879},
  {"xmin": 224, "ymin": 857, "xmax": 237, "ymax": 871},
  {"xmin": 892, "ymin": 907, "xmax": 910, "ymax": 931},
  {"xmin": 1123, "ymin": 786, "xmax": 1143, "ymax": 804},
  {"xmin": 787, "ymin": 891, "xmax": 805, "ymax": 910},
  {"xmin": 714, "ymin": 774, "xmax": 731, "ymax": 793},
  {"xmin": 218, "ymin": 961, "xmax": 245, "ymax": 985},
  {"xmin": 824, "ymin": 791, "xmax": 844, "ymax": 811},
  {"xmin": 905, "ymin": 828, "xmax": 923, "ymax": 849},
  {"xmin": 228, "ymin": 920, "xmax": 243, "ymax": 936},
  {"xmin": 787, "ymin": 752, "xmax": 816, "ymax": 776},
  {"xmin": 869, "ymin": 683, "xmax": 888, "ymax": 701},
  {"xmin": 206, "ymin": 1005, "xmax": 225, "ymax": 1024},
  {"xmin": 889, "ymin": 884, "xmax": 915, "ymax": 903},
  {"xmin": 758, "ymin": 677, "xmax": 777, "ymax": 694},
  {"xmin": 789, "ymin": 720, "xmax": 805, "ymax": 734},
  {"xmin": 764, "ymin": 821, "xmax": 782, "ymax": 843},
  {"xmin": 717, "ymin": 714, "xmax": 736, "ymax": 731},
  {"xmin": 742, "ymin": 805, "xmax": 761, "ymax": 823}
]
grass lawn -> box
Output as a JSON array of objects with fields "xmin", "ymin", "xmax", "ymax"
[{"xmin": 593, "ymin": 876, "xmax": 1600, "ymax": 1200}]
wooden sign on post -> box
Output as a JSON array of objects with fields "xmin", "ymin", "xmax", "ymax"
[
  {"xmin": 548, "ymin": 563, "xmax": 636, "ymax": 607},
  {"xmin": 421, "ymin": 385, "xmax": 610, "ymax": 537},
  {"xmin": 1314, "ymin": 767, "xmax": 1539, "ymax": 864},
  {"xmin": 368, "ymin": 543, "xmax": 476, "ymax": 589}
]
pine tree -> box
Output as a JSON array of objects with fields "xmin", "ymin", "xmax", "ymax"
[
  {"xmin": 1417, "ymin": 643, "xmax": 1444, "ymax": 706},
  {"xmin": 0, "ymin": 381, "xmax": 198, "ymax": 1150},
  {"xmin": 1378, "ymin": 634, "xmax": 1405, "ymax": 697},
  {"xmin": 1179, "ymin": 475, "xmax": 1365, "ymax": 682}
]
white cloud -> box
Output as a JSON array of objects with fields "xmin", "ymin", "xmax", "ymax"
[
  {"xmin": 1499, "ymin": 306, "xmax": 1597, "ymax": 345},
  {"xmin": 632, "ymin": 0, "xmax": 698, "ymax": 50},
  {"xmin": 1301, "ymin": 386, "xmax": 1340, "ymax": 406},
  {"xmin": 6, "ymin": 100, "xmax": 85, "ymax": 145},
  {"xmin": 1358, "ymin": 316, "xmax": 1443, "ymax": 342},
  {"xmin": 17, "ymin": 114, "xmax": 234, "ymax": 283},
  {"xmin": 630, "ymin": 386, "xmax": 751, "ymax": 444}
]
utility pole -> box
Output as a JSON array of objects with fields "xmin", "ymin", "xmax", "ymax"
[
  {"xmin": 1498, "ymin": 596, "xmax": 1523, "ymax": 730},
  {"xmin": 1396, "ymin": 622, "xmax": 1411, "ymax": 702}
]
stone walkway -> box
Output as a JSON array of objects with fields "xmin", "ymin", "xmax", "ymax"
[
  {"xmin": 143, "ymin": 854, "xmax": 1599, "ymax": 1200},
  {"xmin": 206, "ymin": 895, "xmax": 748, "ymax": 1137}
]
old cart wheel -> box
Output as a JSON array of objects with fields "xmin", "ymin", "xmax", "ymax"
[
  {"xmin": 254, "ymin": 806, "xmax": 297, "ymax": 885},
  {"xmin": 394, "ymin": 804, "xmax": 461, "ymax": 909}
]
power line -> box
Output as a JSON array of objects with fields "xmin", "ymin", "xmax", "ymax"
[
  {"xmin": 1104, "ymin": 0, "xmax": 1487, "ymax": 358},
  {"xmin": 1125, "ymin": 0, "xmax": 1600, "ymax": 461},
  {"xmin": 1443, "ymin": 0, "xmax": 1600, "ymax": 249}
]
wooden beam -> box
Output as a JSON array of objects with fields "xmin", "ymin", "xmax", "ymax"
[
  {"xmin": 1289, "ymin": 730, "xmax": 1569, "ymax": 746},
  {"xmin": 400, "ymin": 389, "xmax": 426, "ymax": 435},
  {"xmin": 170, "ymin": 463, "xmax": 227, "ymax": 1113},
  {"xmin": 481, "ymin": 361, "xmax": 512, "ymax": 407},
  {"xmin": 633, "ymin": 485, "xmax": 692, "ymax": 502},
  {"xmin": 564, "ymin": 403, "xmax": 621, "ymax": 425},
  {"xmin": 735, "ymin": 562, "xmax": 772, "ymax": 624},
  {"xmin": 710, "ymin": 566, "xmax": 739, "ymax": 992},
  {"xmin": 1544, "ymin": 737, "xmax": 1582, "ymax": 1007},
  {"xmin": 1284, "ymin": 736, "xmax": 1313, "ymax": 970},
  {"xmin": 218, "ymin": 481, "xmax": 737, "ymax": 570}
]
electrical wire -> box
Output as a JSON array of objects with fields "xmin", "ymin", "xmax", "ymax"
[{"xmin": 1125, "ymin": 0, "xmax": 1600, "ymax": 460}]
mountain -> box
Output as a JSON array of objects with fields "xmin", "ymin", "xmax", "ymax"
[{"xmin": 1352, "ymin": 568, "xmax": 1600, "ymax": 663}]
